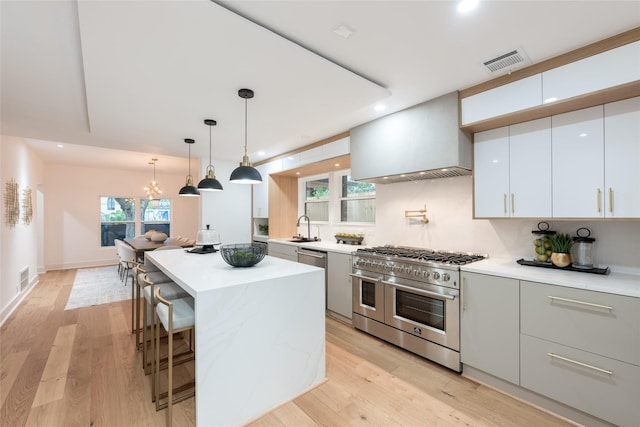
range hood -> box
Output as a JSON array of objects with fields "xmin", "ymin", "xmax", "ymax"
[{"xmin": 350, "ymin": 91, "xmax": 472, "ymax": 183}]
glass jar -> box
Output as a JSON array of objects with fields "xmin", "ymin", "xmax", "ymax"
[
  {"xmin": 572, "ymin": 227, "xmax": 595, "ymax": 269},
  {"xmin": 532, "ymin": 222, "xmax": 556, "ymax": 263}
]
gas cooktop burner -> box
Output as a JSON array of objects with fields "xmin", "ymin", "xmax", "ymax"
[{"xmin": 356, "ymin": 245, "xmax": 485, "ymax": 265}]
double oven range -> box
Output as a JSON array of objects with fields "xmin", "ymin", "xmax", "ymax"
[{"xmin": 351, "ymin": 246, "xmax": 485, "ymax": 372}]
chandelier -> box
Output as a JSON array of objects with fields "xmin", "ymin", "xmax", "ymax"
[{"xmin": 144, "ymin": 158, "xmax": 163, "ymax": 200}]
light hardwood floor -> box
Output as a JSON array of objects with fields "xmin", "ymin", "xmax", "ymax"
[{"xmin": 1, "ymin": 269, "xmax": 576, "ymax": 426}]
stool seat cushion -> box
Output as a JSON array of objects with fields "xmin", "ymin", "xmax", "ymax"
[
  {"xmin": 157, "ymin": 297, "xmax": 195, "ymax": 331},
  {"xmin": 143, "ymin": 281, "xmax": 189, "ymax": 302},
  {"xmin": 140, "ymin": 271, "xmax": 172, "ymax": 285}
]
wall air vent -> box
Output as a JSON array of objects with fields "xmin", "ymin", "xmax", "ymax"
[
  {"xmin": 19, "ymin": 267, "xmax": 29, "ymax": 291},
  {"xmin": 483, "ymin": 48, "xmax": 528, "ymax": 73}
]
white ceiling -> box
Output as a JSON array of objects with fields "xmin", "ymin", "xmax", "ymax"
[{"xmin": 2, "ymin": 0, "xmax": 639, "ymax": 173}]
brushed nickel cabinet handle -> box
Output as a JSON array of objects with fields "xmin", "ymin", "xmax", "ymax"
[
  {"xmin": 608, "ymin": 187, "xmax": 613, "ymax": 214},
  {"xmin": 597, "ymin": 188, "xmax": 602, "ymax": 213},
  {"xmin": 548, "ymin": 295, "xmax": 613, "ymax": 311},
  {"xmin": 547, "ymin": 353, "xmax": 613, "ymax": 375},
  {"xmin": 503, "ymin": 194, "xmax": 507, "ymax": 215},
  {"xmin": 511, "ymin": 193, "xmax": 515, "ymax": 215}
]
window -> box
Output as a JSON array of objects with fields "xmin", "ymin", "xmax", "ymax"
[
  {"xmin": 100, "ymin": 197, "xmax": 172, "ymax": 247},
  {"xmin": 100, "ymin": 197, "xmax": 135, "ymax": 246},
  {"xmin": 340, "ymin": 175, "xmax": 375, "ymax": 223},
  {"xmin": 141, "ymin": 198, "xmax": 171, "ymax": 236},
  {"xmin": 304, "ymin": 177, "xmax": 329, "ymax": 221},
  {"xmin": 299, "ymin": 171, "xmax": 376, "ymax": 226}
]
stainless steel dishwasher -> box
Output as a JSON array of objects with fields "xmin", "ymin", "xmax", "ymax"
[{"xmin": 297, "ymin": 248, "xmax": 327, "ymax": 306}]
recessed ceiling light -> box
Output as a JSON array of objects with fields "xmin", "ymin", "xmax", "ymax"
[
  {"xmin": 56, "ymin": 144, "xmax": 64, "ymax": 148},
  {"xmin": 419, "ymin": 172, "xmax": 426, "ymax": 175},
  {"xmin": 333, "ymin": 24, "xmax": 356, "ymax": 39},
  {"xmin": 383, "ymin": 176, "xmax": 389, "ymax": 180},
  {"xmin": 441, "ymin": 168, "xmax": 448, "ymax": 172},
  {"xmin": 296, "ymin": 172, "xmax": 300, "ymax": 175},
  {"xmin": 334, "ymin": 163, "xmax": 340, "ymax": 167},
  {"xmin": 543, "ymin": 97, "xmax": 558, "ymax": 104},
  {"xmin": 257, "ymin": 151, "xmax": 266, "ymax": 156},
  {"xmin": 579, "ymin": 133, "xmax": 588, "ymax": 137},
  {"xmin": 374, "ymin": 104, "xmax": 386, "ymax": 112},
  {"xmin": 457, "ymin": 0, "xmax": 479, "ymax": 13}
]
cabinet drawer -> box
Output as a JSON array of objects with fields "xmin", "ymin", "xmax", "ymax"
[
  {"xmin": 521, "ymin": 281, "xmax": 640, "ymax": 365},
  {"xmin": 521, "ymin": 334, "xmax": 640, "ymax": 427},
  {"xmin": 267, "ymin": 243, "xmax": 299, "ymax": 262}
]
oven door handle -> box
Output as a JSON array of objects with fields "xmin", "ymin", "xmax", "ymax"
[
  {"xmin": 349, "ymin": 273, "xmax": 380, "ymax": 282},
  {"xmin": 381, "ymin": 280, "xmax": 456, "ymax": 300}
]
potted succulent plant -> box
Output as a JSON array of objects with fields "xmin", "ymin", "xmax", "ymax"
[{"xmin": 549, "ymin": 233, "xmax": 574, "ymax": 267}]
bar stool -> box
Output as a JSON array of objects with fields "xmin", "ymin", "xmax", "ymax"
[
  {"xmin": 140, "ymin": 275, "xmax": 191, "ymax": 400},
  {"xmin": 133, "ymin": 259, "xmax": 173, "ymax": 344},
  {"xmin": 154, "ymin": 287, "xmax": 195, "ymax": 427}
]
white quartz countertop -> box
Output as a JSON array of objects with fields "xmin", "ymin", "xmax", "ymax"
[
  {"xmin": 146, "ymin": 248, "xmax": 322, "ymax": 296},
  {"xmin": 268, "ymin": 238, "xmax": 370, "ymax": 255},
  {"xmin": 461, "ymin": 258, "xmax": 640, "ymax": 298}
]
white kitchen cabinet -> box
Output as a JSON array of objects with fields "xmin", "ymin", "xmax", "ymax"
[
  {"xmin": 327, "ymin": 251, "xmax": 352, "ymax": 320},
  {"xmin": 604, "ymin": 97, "xmax": 640, "ymax": 218},
  {"xmin": 460, "ymin": 272, "xmax": 520, "ymax": 384},
  {"xmin": 542, "ymin": 41, "xmax": 640, "ymax": 104},
  {"xmin": 462, "ymin": 74, "xmax": 542, "ymax": 125},
  {"xmin": 473, "ymin": 127, "xmax": 510, "ymax": 217},
  {"xmin": 552, "ymin": 106, "xmax": 605, "ymax": 218},
  {"xmin": 509, "ymin": 117, "xmax": 552, "ymax": 217},
  {"xmin": 267, "ymin": 241, "xmax": 298, "ymax": 262},
  {"xmin": 520, "ymin": 280, "xmax": 640, "ymax": 426},
  {"xmin": 474, "ymin": 118, "xmax": 551, "ymax": 218}
]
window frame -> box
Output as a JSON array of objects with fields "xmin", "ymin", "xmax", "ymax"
[
  {"xmin": 99, "ymin": 196, "xmax": 173, "ymax": 247},
  {"xmin": 297, "ymin": 169, "xmax": 376, "ymax": 226}
]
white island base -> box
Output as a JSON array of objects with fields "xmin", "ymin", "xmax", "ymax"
[{"xmin": 146, "ymin": 249, "xmax": 326, "ymax": 427}]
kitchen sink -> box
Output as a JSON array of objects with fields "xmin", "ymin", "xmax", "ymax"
[{"xmin": 287, "ymin": 237, "xmax": 318, "ymax": 243}]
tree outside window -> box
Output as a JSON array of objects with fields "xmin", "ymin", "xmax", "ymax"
[{"xmin": 100, "ymin": 197, "xmax": 135, "ymax": 246}]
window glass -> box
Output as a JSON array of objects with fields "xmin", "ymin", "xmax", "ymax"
[
  {"xmin": 340, "ymin": 175, "xmax": 375, "ymax": 223},
  {"xmin": 100, "ymin": 197, "xmax": 135, "ymax": 246},
  {"xmin": 305, "ymin": 178, "xmax": 329, "ymax": 221},
  {"xmin": 141, "ymin": 198, "xmax": 171, "ymax": 236}
]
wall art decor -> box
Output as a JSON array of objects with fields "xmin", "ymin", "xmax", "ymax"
[
  {"xmin": 22, "ymin": 187, "xmax": 33, "ymax": 226},
  {"xmin": 4, "ymin": 178, "xmax": 20, "ymax": 229}
]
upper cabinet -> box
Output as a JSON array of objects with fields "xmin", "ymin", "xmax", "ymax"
[
  {"xmin": 542, "ymin": 41, "xmax": 640, "ymax": 104},
  {"xmin": 604, "ymin": 97, "xmax": 640, "ymax": 218},
  {"xmin": 462, "ymin": 75, "xmax": 542, "ymax": 125},
  {"xmin": 552, "ymin": 106, "xmax": 605, "ymax": 218},
  {"xmin": 474, "ymin": 97, "xmax": 640, "ymax": 219},
  {"xmin": 460, "ymin": 30, "xmax": 640, "ymax": 133},
  {"xmin": 474, "ymin": 118, "xmax": 551, "ymax": 218}
]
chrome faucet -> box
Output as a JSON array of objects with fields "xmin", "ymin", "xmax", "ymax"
[{"xmin": 296, "ymin": 214, "xmax": 311, "ymax": 240}]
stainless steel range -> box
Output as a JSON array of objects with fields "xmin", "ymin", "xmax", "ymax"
[{"xmin": 351, "ymin": 246, "xmax": 485, "ymax": 372}]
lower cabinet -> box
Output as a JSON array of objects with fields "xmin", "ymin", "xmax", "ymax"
[
  {"xmin": 521, "ymin": 334, "xmax": 640, "ymax": 427},
  {"xmin": 327, "ymin": 252, "xmax": 352, "ymax": 320},
  {"xmin": 267, "ymin": 241, "xmax": 298, "ymax": 262},
  {"xmin": 460, "ymin": 272, "xmax": 520, "ymax": 384}
]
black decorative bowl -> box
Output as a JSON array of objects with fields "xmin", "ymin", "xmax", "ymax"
[{"xmin": 220, "ymin": 243, "xmax": 267, "ymax": 267}]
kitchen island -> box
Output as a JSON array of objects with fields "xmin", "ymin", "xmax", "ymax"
[{"xmin": 146, "ymin": 249, "xmax": 326, "ymax": 427}]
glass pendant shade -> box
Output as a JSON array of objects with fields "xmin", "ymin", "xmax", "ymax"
[
  {"xmin": 144, "ymin": 159, "xmax": 163, "ymax": 200},
  {"xmin": 198, "ymin": 119, "xmax": 224, "ymax": 191},
  {"xmin": 230, "ymin": 88, "xmax": 262, "ymax": 184},
  {"xmin": 179, "ymin": 138, "xmax": 200, "ymax": 197}
]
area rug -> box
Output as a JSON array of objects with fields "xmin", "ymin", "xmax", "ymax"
[{"xmin": 65, "ymin": 265, "xmax": 131, "ymax": 310}]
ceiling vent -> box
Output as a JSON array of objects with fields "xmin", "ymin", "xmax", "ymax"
[{"xmin": 483, "ymin": 48, "xmax": 528, "ymax": 74}]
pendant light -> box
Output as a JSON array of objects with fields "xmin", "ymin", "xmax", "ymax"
[
  {"xmin": 230, "ymin": 88, "xmax": 262, "ymax": 184},
  {"xmin": 179, "ymin": 138, "xmax": 200, "ymax": 197},
  {"xmin": 144, "ymin": 158, "xmax": 163, "ymax": 200},
  {"xmin": 197, "ymin": 119, "xmax": 224, "ymax": 191}
]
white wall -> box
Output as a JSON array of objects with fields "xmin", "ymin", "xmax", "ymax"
[
  {"xmin": 1, "ymin": 136, "xmax": 44, "ymax": 322},
  {"xmin": 43, "ymin": 163, "xmax": 200, "ymax": 270},
  {"xmin": 199, "ymin": 159, "xmax": 252, "ymax": 245}
]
